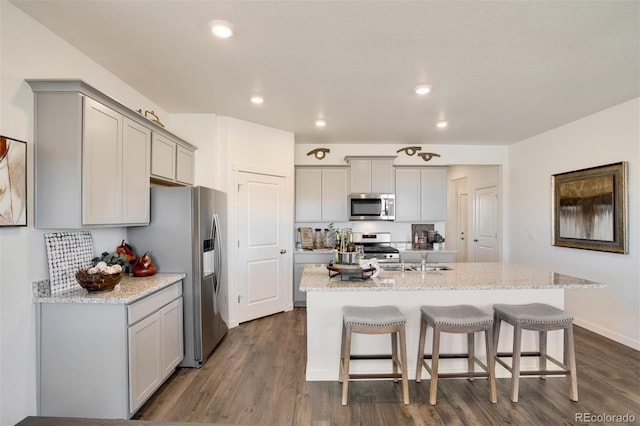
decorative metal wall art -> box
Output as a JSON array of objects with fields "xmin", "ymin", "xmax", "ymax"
[
  {"xmin": 307, "ymin": 148, "xmax": 330, "ymax": 160},
  {"xmin": 418, "ymin": 152, "xmax": 441, "ymax": 162},
  {"xmin": 396, "ymin": 146, "xmax": 422, "ymax": 156},
  {"xmin": 0, "ymin": 135, "xmax": 27, "ymax": 226},
  {"xmin": 552, "ymin": 161, "xmax": 628, "ymax": 254},
  {"xmin": 397, "ymin": 146, "xmax": 441, "ymax": 161},
  {"xmin": 136, "ymin": 109, "xmax": 165, "ymax": 128}
]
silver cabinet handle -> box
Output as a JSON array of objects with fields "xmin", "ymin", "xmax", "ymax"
[{"xmin": 280, "ymin": 249, "xmax": 287, "ymax": 254}]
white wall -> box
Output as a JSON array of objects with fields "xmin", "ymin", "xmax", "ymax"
[
  {"xmin": 169, "ymin": 113, "xmax": 221, "ymax": 190},
  {"xmin": 295, "ymin": 143, "xmax": 507, "ymax": 166},
  {"xmin": 0, "ymin": 4, "xmax": 180, "ymax": 424},
  {"xmin": 508, "ymin": 98, "xmax": 640, "ymax": 349}
]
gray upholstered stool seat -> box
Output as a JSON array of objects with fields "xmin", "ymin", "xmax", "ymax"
[
  {"xmin": 340, "ymin": 305, "xmax": 409, "ymax": 405},
  {"xmin": 493, "ymin": 303, "xmax": 578, "ymax": 402},
  {"xmin": 343, "ymin": 305, "xmax": 407, "ymax": 327},
  {"xmin": 416, "ymin": 305, "xmax": 497, "ymax": 405}
]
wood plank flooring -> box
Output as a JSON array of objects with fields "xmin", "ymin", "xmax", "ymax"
[{"xmin": 132, "ymin": 308, "xmax": 639, "ymax": 425}]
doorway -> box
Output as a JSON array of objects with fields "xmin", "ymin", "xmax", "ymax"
[
  {"xmin": 473, "ymin": 186, "xmax": 500, "ymax": 262},
  {"xmin": 237, "ymin": 171, "xmax": 290, "ymax": 323}
]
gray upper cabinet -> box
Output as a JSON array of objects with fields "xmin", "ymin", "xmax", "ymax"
[
  {"xmin": 295, "ymin": 167, "xmax": 348, "ymax": 222},
  {"xmin": 345, "ymin": 156, "xmax": 395, "ymax": 194},
  {"xmin": 151, "ymin": 134, "xmax": 195, "ymax": 185},
  {"xmin": 28, "ymin": 79, "xmax": 195, "ymax": 228},
  {"xmin": 151, "ymin": 133, "xmax": 176, "ymax": 181},
  {"xmin": 82, "ymin": 98, "xmax": 151, "ymax": 225},
  {"xmin": 175, "ymin": 145, "xmax": 195, "ymax": 185},
  {"xmin": 395, "ymin": 167, "xmax": 447, "ymax": 222}
]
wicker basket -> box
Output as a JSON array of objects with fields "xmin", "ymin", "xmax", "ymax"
[{"xmin": 75, "ymin": 270, "xmax": 123, "ymax": 292}]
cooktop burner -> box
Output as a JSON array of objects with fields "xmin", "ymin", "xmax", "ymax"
[{"xmin": 363, "ymin": 246, "xmax": 400, "ymax": 254}]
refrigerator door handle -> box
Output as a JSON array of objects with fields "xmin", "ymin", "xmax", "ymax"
[{"xmin": 213, "ymin": 214, "xmax": 222, "ymax": 296}]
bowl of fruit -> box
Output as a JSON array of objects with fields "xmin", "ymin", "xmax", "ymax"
[{"xmin": 75, "ymin": 252, "xmax": 129, "ymax": 293}]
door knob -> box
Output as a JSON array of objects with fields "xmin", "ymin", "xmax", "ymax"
[
  {"xmin": 473, "ymin": 239, "xmax": 478, "ymax": 242},
  {"xmin": 280, "ymin": 249, "xmax": 287, "ymax": 254}
]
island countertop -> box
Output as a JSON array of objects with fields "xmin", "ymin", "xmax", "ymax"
[
  {"xmin": 32, "ymin": 273, "xmax": 186, "ymax": 304},
  {"xmin": 300, "ymin": 262, "xmax": 604, "ymax": 291}
]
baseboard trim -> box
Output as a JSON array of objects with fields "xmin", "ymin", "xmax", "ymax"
[{"xmin": 574, "ymin": 317, "xmax": 640, "ymax": 351}]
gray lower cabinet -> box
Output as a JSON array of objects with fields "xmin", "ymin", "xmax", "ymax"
[
  {"xmin": 294, "ymin": 252, "xmax": 333, "ymax": 306},
  {"xmin": 38, "ymin": 282, "xmax": 183, "ymax": 419}
]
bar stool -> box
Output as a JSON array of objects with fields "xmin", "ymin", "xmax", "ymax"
[
  {"xmin": 416, "ymin": 305, "xmax": 497, "ymax": 405},
  {"xmin": 340, "ymin": 305, "xmax": 409, "ymax": 405},
  {"xmin": 493, "ymin": 303, "xmax": 578, "ymax": 402}
]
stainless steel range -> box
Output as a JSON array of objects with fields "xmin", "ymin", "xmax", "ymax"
[{"xmin": 352, "ymin": 232, "xmax": 400, "ymax": 263}]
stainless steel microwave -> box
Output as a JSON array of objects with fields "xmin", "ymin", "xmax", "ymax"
[{"xmin": 348, "ymin": 194, "xmax": 395, "ymax": 221}]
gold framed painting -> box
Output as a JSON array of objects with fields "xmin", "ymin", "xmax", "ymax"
[
  {"xmin": 552, "ymin": 162, "xmax": 628, "ymax": 254},
  {"xmin": 0, "ymin": 135, "xmax": 27, "ymax": 227}
]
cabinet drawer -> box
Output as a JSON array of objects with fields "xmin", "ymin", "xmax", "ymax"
[{"xmin": 128, "ymin": 282, "xmax": 182, "ymax": 325}]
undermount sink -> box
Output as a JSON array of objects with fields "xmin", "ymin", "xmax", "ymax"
[{"xmin": 382, "ymin": 263, "xmax": 453, "ymax": 272}]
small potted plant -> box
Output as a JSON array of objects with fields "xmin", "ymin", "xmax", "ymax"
[{"xmin": 432, "ymin": 232, "xmax": 445, "ymax": 251}]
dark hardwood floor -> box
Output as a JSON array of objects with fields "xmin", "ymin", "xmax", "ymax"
[{"xmin": 131, "ymin": 308, "xmax": 639, "ymax": 426}]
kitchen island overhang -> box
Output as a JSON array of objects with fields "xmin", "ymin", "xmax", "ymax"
[{"xmin": 300, "ymin": 263, "xmax": 605, "ymax": 381}]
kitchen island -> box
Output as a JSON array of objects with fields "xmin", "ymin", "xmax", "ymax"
[{"xmin": 300, "ymin": 263, "xmax": 604, "ymax": 381}]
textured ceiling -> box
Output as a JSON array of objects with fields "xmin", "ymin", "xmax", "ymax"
[{"xmin": 11, "ymin": 0, "xmax": 640, "ymax": 145}]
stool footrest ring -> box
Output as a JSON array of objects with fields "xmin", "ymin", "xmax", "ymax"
[
  {"xmin": 350, "ymin": 354, "xmax": 393, "ymax": 360},
  {"xmin": 349, "ymin": 373, "xmax": 404, "ymax": 380}
]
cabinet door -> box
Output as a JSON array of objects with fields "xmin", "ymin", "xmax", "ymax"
[
  {"xmin": 348, "ymin": 159, "xmax": 372, "ymax": 193},
  {"xmin": 151, "ymin": 134, "xmax": 176, "ymax": 181},
  {"xmin": 395, "ymin": 168, "xmax": 421, "ymax": 222},
  {"xmin": 420, "ymin": 168, "xmax": 447, "ymax": 221},
  {"xmin": 293, "ymin": 263, "xmax": 306, "ymax": 306},
  {"xmin": 122, "ymin": 118, "xmax": 151, "ymax": 224},
  {"xmin": 83, "ymin": 97, "xmax": 123, "ymax": 224},
  {"xmin": 176, "ymin": 145, "xmax": 194, "ymax": 185},
  {"xmin": 160, "ymin": 298, "xmax": 184, "ymax": 379},
  {"xmin": 371, "ymin": 159, "xmax": 395, "ymax": 193},
  {"xmin": 128, "ymin": 312, "xmax": 162, "ymax": 414},
  {"xmin": 321, "ymin": 168, "xmax": 348, "ymax": 221},
  {"xmin": 295, "ymin": 168, "xmax": 322, "ymax": 221}
]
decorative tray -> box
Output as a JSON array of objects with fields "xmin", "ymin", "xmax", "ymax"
[{"xmin": 327, "ymin": 264, "xmax": 376, "ymax": 281}]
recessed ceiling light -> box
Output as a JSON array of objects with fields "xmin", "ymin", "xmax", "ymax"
[
  {"xmin": 250, "ymin": 96, "xmax": 264, "ymax": 104},
  {"xmin": 415, "ymin": 85, "xmax": 432, "ymax": 95},
  {"xmin": 436, "ymin": 121, "xmax": 448, "ymax": 128},
  {"xmin": 315, "ymin": 119, "xmax": 326, "ymax": 127},
  {"xmin": 210, "ymin": 20, "xmax": 233, "ymax": 38}
]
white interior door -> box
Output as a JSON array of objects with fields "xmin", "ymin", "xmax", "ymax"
[
  {"xmin": 237, "ymin": 171, "xmax": 289, "ymax": 323},
  {"xmin": 474, "ymin": 186, "xmax": 500, "ymax": 262},
  {"xmin": 457, "ymin": 193, "xmax": 469, "ymax": 262}
]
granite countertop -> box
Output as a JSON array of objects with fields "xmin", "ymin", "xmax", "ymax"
[
  {"xmin": 300, "ymin": 262, "xmax": 605, "ymax": 291},
  {"xmin": 32, "ymin": 273, "xmax": 186, "ymax": 304}
]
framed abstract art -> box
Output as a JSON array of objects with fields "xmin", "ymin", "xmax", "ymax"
[
  {"xmin": 0, "ymin": 135, "xmax": 27, "ymax": 226},
  {"xmin": 552, "ymin": 162, "xmax": 628, "ymax": 254}
]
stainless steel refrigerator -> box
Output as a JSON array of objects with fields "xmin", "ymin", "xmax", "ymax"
[{"xmin": 128, "ymin": 185, "xmax": 227, "ymax": 368}]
